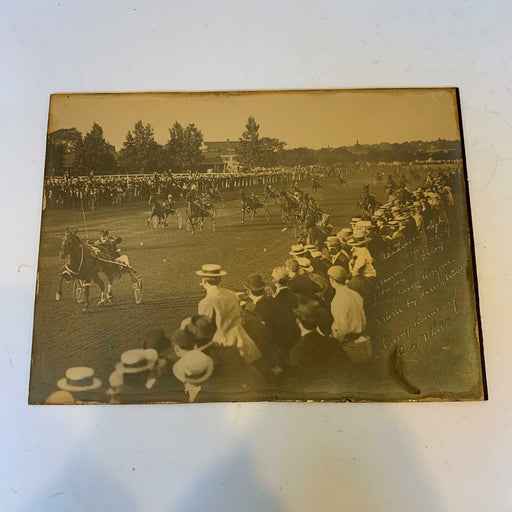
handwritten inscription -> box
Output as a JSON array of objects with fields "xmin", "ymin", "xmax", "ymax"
[{"xmin": 376, "ymin": 237, "xmax": 466, "ymax": 355}]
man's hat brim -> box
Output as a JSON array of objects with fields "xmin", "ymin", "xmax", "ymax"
[
  {"xmin": 196, "ymin": 270, "xmax": 227, "ymax": 277},
  {"xmin": 57, "ymin": 377, "xmax": 102, "ymax": 392},
  {"xmin": 172, "ymin": 356, "xmax": 214, "ymax": 385}
]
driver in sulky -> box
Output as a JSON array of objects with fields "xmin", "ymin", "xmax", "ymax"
[{"xmin": 93, "ymin": 229, "xmax": 129, "ymax": 266}]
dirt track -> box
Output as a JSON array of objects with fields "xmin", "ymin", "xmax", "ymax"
[{"xmin": 30, "ymin": 173, "xmax": 484, "ymax": 403}]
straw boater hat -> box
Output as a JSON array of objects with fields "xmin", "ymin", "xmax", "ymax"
[
  {"xmin": 172, "ymin": 350, "xmax": 214, "ymax": 385},
  {"xmin": 195, "ymin": 264, "xmax": 227, "ymax": 277},
  {"xmin": 289, "ymin": 244, "xmax": 307, "ymax": 257},
  {"xmin": 347, "ymin": 228, "xmax": 371, "ymax": 247},
  {"xmin": 115, "ymin": 349, "xmax": 158, "ymax": 374},
  {"xmin": 57, "ymin": 366, "xmax": 102, "ymax": 392},
  {"xmin": 296, "ymin": 257, "xmax": 313, "ymax": 272}
]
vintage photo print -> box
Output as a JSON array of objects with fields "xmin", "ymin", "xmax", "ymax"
[{"xmin": 30, "ymin": 88, "xmax": 486, "ymax": 404}]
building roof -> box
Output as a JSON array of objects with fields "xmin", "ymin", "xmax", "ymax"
[
  {"xmin": 204, "ymin": 140, "xmax": 241, "ymax": 152},
  {"xmin": 200, "ymin": 152, "xmax": 224, "ymax": 166}
]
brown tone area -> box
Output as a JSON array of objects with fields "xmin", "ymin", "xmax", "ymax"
[
  {"xmin": 48, "ymin": 89, "xmax": 460, "ymax": 150},
  {"xmin": 30, "ymin": 172, "xmax": 483, "ymax": 404}
]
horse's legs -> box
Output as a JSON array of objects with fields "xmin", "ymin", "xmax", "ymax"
[
  {"xmin": 56, "ymin": 276, "xmax": 64, "ymax": 301},
  {"xmin": 83, "ymin": 281, "xmax": 92, "ymax": 310},
  {"xmin": 92, "ymin": 273, "xmax": 106, "ymax": 306},
  {"xmin": 105, "ymin": 273, "xmax": 114, "ymax": 300}
]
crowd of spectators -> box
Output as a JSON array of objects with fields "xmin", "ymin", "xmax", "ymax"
[
  {"xmin": 44, "ymin": 166, "xmax": 461, "ymax": 404},
  {"xmin": 43, "ymin": 167, "xmax": 331, "ymax": 210}
]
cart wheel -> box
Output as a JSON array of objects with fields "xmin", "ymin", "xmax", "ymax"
[
  {"xmin": 177, "ymin": 213, "xmax": 183, "ymax": 230},
  {"xmin": 73, "ymin": 279, "xmax": 86, "ymax": 304},
  {"xmin": 132, "ymin": 278, "xmax": 143, "ymax": 304},
  {"xmin": 151, "ymin": 215, "xmax": 159, "ymax": 228}
]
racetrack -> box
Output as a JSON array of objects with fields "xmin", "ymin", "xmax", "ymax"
[{"xmin": 30, "ymin": 172, "xmax": 485, "ymax": 403}]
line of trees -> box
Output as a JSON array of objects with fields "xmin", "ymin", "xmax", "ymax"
[
  {"xmin": 46, "ymin": 115, "xmax": 462, "ymax": 177},
  {"xmin": 236, "ymin": 115, "xmax": 462, "ymax": 168},
  {"xmin": 46, "ymin": 120, "xmax": 205, "ymax": 176}
]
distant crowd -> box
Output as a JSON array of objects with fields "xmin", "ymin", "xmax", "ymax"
[
  {"xmin": 43, "ymin": 166, "xmax": 332, "ymax": 210},
  {"xmin": 45, "ymin": 167, "xmax": 462, "ymax": 404}
]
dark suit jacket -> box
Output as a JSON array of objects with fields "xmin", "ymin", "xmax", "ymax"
[
  {"xmin": 272, "ymin": 287, "xmax": 300, "ymax": 356},
  {"xmin": 332, "ymin": 251, "xmax": 350, "ymax": 271},
  {"xmin": 289, "ymin": 331, "xmax": 342, "ymax": 392}
]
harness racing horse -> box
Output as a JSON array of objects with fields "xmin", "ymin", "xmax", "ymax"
[
  {"xmin": 357, "ymin": 185, "xmax": 382, "ymax": 219},
  {"xmin": 279, "ymin": 191, "xmax": 299, "ymax": 224},
  {"xmin": 312, "ymin": 176, "xmax": 322, "ymax": 192},
  {"xmin": 263, "ymin": 185, "xmax": 280, "ymax": 205},
  {"xmin": 56, "ymin": 229, "xmax": 113, "ymax": 311},
  {"xmin": 336, "ymin": 174, "xmax": 347, "ymax": 188},
  {"xmin": 185, "ymin": 198, "xmax": 216, "ymax": 233},
  {"xmin": 147, "ymin": 194, "xmax": 171, "ymax": 228},
  {"xmin": 240, "ymin": 190, "xmax": 269, "ymax": 223}
]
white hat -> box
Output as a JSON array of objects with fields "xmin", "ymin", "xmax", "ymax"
[
  {"xmin": 57, "ymin": 366, "xmax": 102, "ymax": 392},
  {"xmin": 195, "ymin": 264, "xmax": 227, "ymax": 277},
  {"xmin": 45, "ymin": 390, "xmax": 75, "ymax": 404},
  {"xmin": 296, "ymin": 257, "xmax": 313, "ymax": 272},
  {"xmin": 172, "ymin": 350, "xmax": 214, "ymax": 384},
  {"xmin": 289, "ymin": 244, "xmax": 306, "ymax": 256},
  {"xmin": 116, "ymin": 349, "xmax": 158, "ymax": 374}
]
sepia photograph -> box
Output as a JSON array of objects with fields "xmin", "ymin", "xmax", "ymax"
[{"xmin": 30, "ymin": 88, "xmax": 486, "ymax": 404}]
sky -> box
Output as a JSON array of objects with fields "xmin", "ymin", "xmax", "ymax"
[{"xmin": 48, "ymin": 89, "xmax": 461, "ymax": 150}]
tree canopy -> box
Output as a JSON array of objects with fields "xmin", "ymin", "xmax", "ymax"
[
  {"xmin": 119, "ymin": 121, "xmax": 161, "ymax": 173},
  {"xmin": 74, "ymin": 123, "xmax": 117, "ymax": 175},
  {"xmin": 165, "ymin": 122, "xmax": 204, "ymax": 172}
]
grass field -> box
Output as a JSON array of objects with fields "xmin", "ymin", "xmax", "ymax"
[{"xmin": 29, "ymin": 173, "xmax": 485, "ymax": 403}]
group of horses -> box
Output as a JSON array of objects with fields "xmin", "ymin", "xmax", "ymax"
[
  {"xmin": 147, "ymin": 193, "xmax": 217, "ymax": 233},
  {"xmin": 55, "ymin": 176, "xmax": 384, "ymax": 311}
]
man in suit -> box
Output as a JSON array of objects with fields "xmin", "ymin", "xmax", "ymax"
[
  {"xmin": 288, "ymin": 302, "xmax": 343, "ymax": 394},
  {"xmin": 270, "ymin": 266, "xmax": 300, "ymax": 360},
  {"xmin": 242, "ymin": 273, "xmax": 283, "ymax": 373},
  {"xmin": 326, "ymin": 237, "xmax": 350, "ymax": 271},
  {"xmin": 196, "ymin": 264, "xmax": 262, "ymax": 364}
]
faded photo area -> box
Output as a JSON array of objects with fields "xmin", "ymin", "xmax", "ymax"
[{"xmin": 30, "ymin": 88, "xmax": 486, "ymax": 404}]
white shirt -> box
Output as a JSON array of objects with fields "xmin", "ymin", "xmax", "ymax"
[
  {"xmin": 349, "ymin": 246, "xmax": 376, "ymax": 278},
  {"xmin": 330, "ymin": 285, "xmax": 366, "ymax": 342}
]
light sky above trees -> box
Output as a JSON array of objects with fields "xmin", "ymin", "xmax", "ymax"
[{"xmin": 48, "ymin": 89, "xmax": 461, "ymax": 151}]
